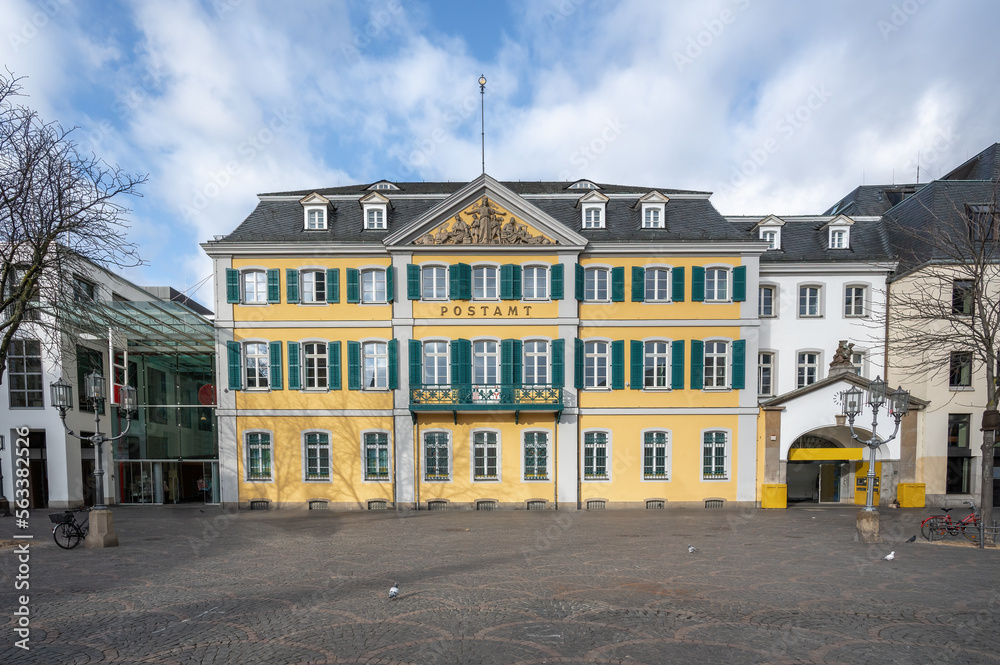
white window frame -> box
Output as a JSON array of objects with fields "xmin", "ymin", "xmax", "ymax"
[
  {"xmin": 584, "ymin": 266, "xmax": 611, "ymax": 302},
  {"xmin": 471, "ymin": 429, "xmax": 501, "ymax": 482},
  {"xmin": 851, "ymin": 349, "xmax": 866, "ymax": 376},
  {"xmin": 522, "ymin": 339, "xmax": 550, "ymax": 386},
  {"xmin": 758, "ymin": 351, "xmax": 775, "ymax": 397},
  {"xmin": 705, "ymin": 267, "xmax": 730, "ymax": 303},
  {"xmin": 421, "ymin": 264, "xmax": 448, "ymax": 300},
  {"xmin": 641, "ymin": 429, "xmax": 671, "ymax": 481},
  {"xmin": 584, "ymin": 339, "xmax": 610, "ymax": 390},
  {"xmin": 703, "ymin": 340, "xmax": 729, "ymax": 390},
  {"xmin": 243, "ymin": 340, "xmax": 270, "ymax": 390},
  {"xmin": 361, "ymin": 268, "xmax": 387, "ymax": 304},
  {"xmin": 422, "ymin": 339, "xmax": 450, "ymax": 386},
  {"xmin": 701, "ymin": 429, "xmax": 730, "ymax": 481},
  {"xmin": 796, "ymin": 350, "xmax": 821, "ymax": 388},
  {"xmin": 472, "ymin": 264, "xmax": 500, "ymax": 300},
  {"xmin": 760, "ymin": 228, "xmax": 779, "ymax": 249},
  {"xmin": 844, "ymin": 284, "xmax": 867, "ymax": 318},
  {"xmin": 304, "ymin": 207, "xmax": 327, "ymax": 230},
  {"xmin": 570, "ymin": 180, "xmax": 600, "ymax": 190},
  {"xmin": 797, "ymin": 284, "xmax": 823, "ymax": 318},
  {"xmin": 644, "ymin": 266, "xmax": 671, "ymax": 303},
  {"xmin": 829, "ymin": 227, "xmax": 849, "ymax": 249},
  {"xmin": 8, "ymin": 338, "xmax": 44, "ymax": 408},
  {"xmin": 522, "ymin": 429, "xmax": 551, "ymax": 481},
  {"xmin": 583, "ymin": 205, "xmax": 605, "ymax": 229},
  {"xmin": 244, "ymin": 430, "xmax": 273, "ymax": 482},
  {"xmin": 362, "ymin": 340, "xmax": 389, "ymax": 389},
  {"xmin": 365, "ymin": 206, "xmax": 387, "ymax": 230},
  {"xmin": 472, "ymin": 338, "xmax": 500, "ymax": 394},
  {"xmin": 361, "ymin": 430, "xmax": 391, "ymax": 482},
  {"xmin": 301, "ymin": 340, "xmax": 329, "ymax": 390},
  {"xmin": 302, "ymin": 430, "xmax": 332, "ymax": 482},
  {"xmin": 522, "ymin": 264, "xmax": 549, "ymax": 300},
  {"xmin": 582, "ymin": 429, "xmax": 611, "ymax": 481},
  {"xmin": 423, "ymin": 429, "xmax": 452, "ymax": 482},
  {"xmin": 759, "ymin": 284, "xmax": 777, "ymax": 318},
  {"xmin": 300, "ymin": 269, "xmax": 327, "ymax": 304},
  {"xmin": 642, "ymin": 204, "xmax": 665, "ymax": 228},
  {"xmin": 644, "ymin": 339, "xmax": 670, "ymax": 389},
  {"xmin": 242, "ymin": 269, "xmax": 268, "ymax": 305}
]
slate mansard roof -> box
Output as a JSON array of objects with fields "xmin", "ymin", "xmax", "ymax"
[
  {"xmin": 726, "ymin": 215, "xmax": 895, "ymax": 264},
  {"xmin": 215, "ymin": 178, "xmax": 749, "ymax": 246}
]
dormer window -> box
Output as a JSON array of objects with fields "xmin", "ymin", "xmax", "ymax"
[
  {"xmin": 636, "ymin": 191, "xmax": 669, "ymax": 230},
  {"xmin": 306, "ymin": 209, "xmax": 326, "ymax": 230},
  {"xmin": 577, "ymin": 191, "xmax": 608, "ymax": 230},
  {"xmin": 830, "ymin": 229, "xmax": 847, "ymax": 248},
  {"xmin": 367, "ymin": 209, "xmax": 385, "ymax": 229},
  {"xmin": 761, "ymin": 229, "xmax": 777, "ymax": 249},
  {"xmin": 368, "ymin": 181, "xmax": 399, "ymax": 191},
  {"xmin": 824, "ymin": 215, "xmax": 853, "ymax": 250},
  {"xmin": 569, "ymin": 180, "xmax": 600, "ymax": 190},
  {"xmin": 643, "ymin": 207, "xmax": 663, "ymax": 228},
  {"xmin": 300, "ymin": 193, "xmax": 331, "ymax": 230},
  {"xmin": 360, "ymin": 192, "xmax": 390, "ymax": 231},
  {"xmin": 754, "ymin": 215, "xmax": 784, "ymax": 250}
]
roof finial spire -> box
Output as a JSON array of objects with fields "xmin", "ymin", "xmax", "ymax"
[{"xmin": 479, "ymin": 75, "xmax": 487, "ymax": 175}]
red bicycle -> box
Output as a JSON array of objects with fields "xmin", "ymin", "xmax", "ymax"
[{"xmin": 920, "ymin": 501, "xmax": 981, "ymax": 543}]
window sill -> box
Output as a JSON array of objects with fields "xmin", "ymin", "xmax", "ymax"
[
  {"xmin": 424, "ymin": 477, "xmax": 450, "ymax": 482},
  {"xmin": 583, "ymin": 476, "xmax": 610, "ymax": 482},
  {"xmin": 702, "ymin": 387, "xmax": 732, "ymax": 392},
  {"xmin": 949, "ymin": 386, "xmax": 975, "ymax": 392},
  {"xmin": 473, "ymin": 477, "xmax": 500, "ymax": 482},
  {"xmin": 301, "ymin": 388, "xmax": 329, "ymax": 393},
  {"xmin": 245, "ymin": 478, "xmax": 273, "ymax": 483},
  {"xmin": 364, "ymin": 476, "xmax": 391, "ymax": 482},
  {"xmin": 299, "ymin": 302, "xmax": 328, "ymax": 306},
  {"xmin": 643, "ymin": 299, "xmax": 672, "ymax": 304},
  {"xmin": 359, "ymin": 301, "xmax": 390, "ymax": 305},
  {"xmin": 243, "ymin": 388, "xmax": 271, "ymax": 393},
  {"xmin": 8, "ymin": 406, "xmax": 45, "ymax": 410},
  {"xmin": 523, "ymin": 476, "xmax": 549, "ymax": 482},
  {"xmin": 362, "ymin": 388, "xmax": 392, "ymax": 393},
  {"xmin": 643, "ymin": 476, "xmax": 670, "ymax": 481},
  {"xmin": 304, "ymin": 478, "xmax": 331, "ymax": 483},
  {"xmin": 702, "ymin": 475, "xmax": 729, "ymax": 481},
  {"xmin": 583, "ymin": 387, "xmax": 612, "ymax": 391},
  {"xmin": 642, "ymin": 387, "xmax": 672, "ymax": 392},
  {"xmin": 239, "ymin": 303, "xmax": 270, "ymax": 307}
]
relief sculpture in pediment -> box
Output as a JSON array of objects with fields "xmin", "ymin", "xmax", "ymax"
[{"xmin": 414, "ymin": 196, "xmax": 554, "ymax": 245}]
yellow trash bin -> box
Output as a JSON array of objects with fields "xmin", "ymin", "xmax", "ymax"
[
  {"xmin": 897, "ymin": 483, "xmax": 925, "ymax": 508},
  {"xmin": 761, "ymin": 484, "xmax": 787, "ymax": 509}
]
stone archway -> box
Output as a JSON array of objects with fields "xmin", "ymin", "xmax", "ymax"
[{"xmin": 785, "ymin": 427, "xmax": 867, "ymax": 504}]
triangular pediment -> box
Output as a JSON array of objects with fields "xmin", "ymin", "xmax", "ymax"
[
  {"xmin": 633, "ymin": 191, "xmax": 670, "ymax": 209},
  {"xmin": 753, "ymin": 215, "xmax": 785, "ymax": 230},
  {"xmin": 299, "ymin": 192, "xmax": 330, "ymax": 206},
  {"xmin": 384, "ymin": 174, "xmax": 588, "ymax": 248},
  {"xmin": 359, "ymin": 191, "xmax": 391, "ymax": 207},
  {"xmin": 576, "ymin": 191, "xmax": 609, "ymax": 207},
  {"xmin": 822, "ymin": 214, "xmax": 854, "ymax": 229}
]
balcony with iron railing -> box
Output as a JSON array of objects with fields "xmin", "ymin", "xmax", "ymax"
[{"xmin": 410, "ymin": 383, "xmax": 563, "ymax": 420}]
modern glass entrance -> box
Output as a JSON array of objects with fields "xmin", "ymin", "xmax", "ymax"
[{"xmin": 118, "ymin": 460, "xmax": 219, "ymax": 504}]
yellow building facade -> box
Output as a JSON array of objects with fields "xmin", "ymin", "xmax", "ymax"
[{"xmin": 203, "ymin": 175, "xmax": 764, "ymax": 510}]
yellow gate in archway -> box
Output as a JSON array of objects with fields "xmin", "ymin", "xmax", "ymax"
[{"xmin": 853, "ymin": 461, "xmax": 881, "ymax": 506}]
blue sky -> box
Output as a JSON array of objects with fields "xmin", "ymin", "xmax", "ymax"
[{"xmin": 3, "ymin": 0, "xmax": 999, "ymax": 307}]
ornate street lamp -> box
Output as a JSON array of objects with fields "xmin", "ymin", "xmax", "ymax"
[{"xmin": 50, "ymin": 373, "xmax": 137, "ymax": 547}]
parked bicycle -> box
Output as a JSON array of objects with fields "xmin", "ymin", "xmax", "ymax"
[
  {"xmin": 920, "ymin": 501, "xmax": 981, "ymax": 543},
  {"xmin": 49, "ymin": 507, "xmax": 90, "ymax": 549}
]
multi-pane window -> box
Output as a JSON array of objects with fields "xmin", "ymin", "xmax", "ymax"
[
  {"xmin": 473, "ymin": 266, "xmax": 498, "ymax": 300},
  {"xmin": 644, "ymin": 341, "xmax": 669, "ymax": 388},
  {"xmin": 583, "ymin": 431, "xmax": 608, "ymax": 479},
  {"xmin": 645, "ymin": 268, "xmax": 670, "ymax": 302},
  {"xmin": 523, "ymin": 266, "xmax": 548, "ymax": 299},
  {"xmin": 643, "ymin": 431, "xmax": 669, "ymax": 479},
  {"xmin": 966, "ymin": 204, "xmax": 1000, "ymax": 242},
  {"xmin": 304, "ymin": 432, "xmax": 330, "ymax": 480},
  {"xmin": 643, "ymin": 207, "xmax": 662, "ymax": 228},
  {"xmin": 246, "ymin": 432, "xmax": 272, "ymax": 481},
  {"xmin": 584, "ymin": 341, "xmax": 609, "ymax": 388},
  {"xmin": 361, "ymin": 269, "xmax": 386, "ymax": 303},
  {"xmin": 705, "ymin": 268, "xmax": 728, "ymax": 302},
  {"xmin": 948, "ymin": 414, "xmax": 970, "ymax": 449},
  {"xmin": 704, "ymin": 341, "xmax": 728, "ymax": 389},
  {"xmin": 244, "ymin": 342, "xmax": 269, "ymax": 389},
  {"xmin": 473, "ymin": 431, "xmax": 499, "ymax": 480},
  {"xmin": 243, "ymin": 271, "xmax": 267, "ymax": 304},
  {"xmin": 851, "ymin": 352, "xmax": 864, "ymax": 375},
  {"xmin": 523, "ymin": 431, "xmax": 548, "ymax": 480},
  {"xmin": 830, "ymin": 229, "xmax": 847, "ymax": 248},
  {"xmin": 366, "ymin": 208, "xmax": 385, "ymax": 229},
  {"xmin": 422, "ymin": 266, "xmax": 447, "ymax": 300},
  {"xmin": 473, "ymin": 340, "xmax": 499, "ymax": 384},
  {"xmin": 523, "ymin": 341, "xmax": 549, "ymax": 385},
  {"xmin": 73, "ymin": 276, "xmax": 96, "ymax": 302},
  {"xmin": 363, "ymin": 341, "xmax": 388, "ymax": 388},
  {"xmin": 844, "ymin": 286, "xmax": 866, "ymax": 317},
  {"xmin": 759, "ymin": 285, "xmax": 775, "ymax": 317},
  {"xmin": 798, "ymin": 286, "xmax": 821, "ymax": 317},
  {"xmin": 8, "ymin": 339, "xmax": 43, "ymax": 407},
  {"xmin": 303, "ymin": 342, "xmax": 328, "ymax": 389},
  {"xmin": 306, "ymin": 209, "xmax": 325, "ymax": 229},
  {"xmin": 423, "ymin": 341, "xmax": 449, "ymax": 385},
  {"xmin": 952, "ymin": 279, "xmax": 973, "ymax": 315},
  {"xmin": 761, "ymin": 229, "xmax": 777, "ymax": 249},
  {"xmin": 364, "ymin": 432, "xmax": 390, "ymax": 480},
  {"xmin": 301, "ymin": 271, "xmax": 326, "ymax": 303},
  {"xmin": 583, "ymin": 207, "xmax": 603, "ymax": 228},
  {"xmin": 424, "ymin": 432, "xmax": 450, "ymax": 481},
  {"xmin": 585, "ymin": 268, "xmax": 610, "ymax": 301},
  {"xmin": 703, "ymin": 431, "xmax": 727, "ymax": 479},
  {"xmin": 797, "ymin": 352, "xmax": 819, "ymax": 388},
  {"xmin": 949, "ymin": 351, "xmax": 972, "ymax": 387},
  {"xmin": 758, "ymin": 352, "xmax": 774, "ymax": 396}
]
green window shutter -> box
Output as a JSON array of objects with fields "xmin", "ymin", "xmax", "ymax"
[
  {"xmin": 409, "ymin": 339, "xmax": 422, "ymax": 387},
  {"xmin": 671, "ymin": 340, "xmax": 685, "ymax": 389},
  {"xmin": 326, "ymin": 269, "xmax": 339, "ymax": 303},
  {"xmin": 512, "ymin": 265, "xmax": 521, "ymax": 300},
  {"xmin": 690, "ymin": 340, "xmax": 704, "ymax": 390},
  {"xmin": 630, "ymin": 340, "xmax": 643, "ymax": 389},
  {"xmin": 611, "ymin": 266, "xmax": 625, "ymax": 302},
  {"xmin": 226, "ymin": 269, "xmax": 240, "ymax": 304},
  {"xmin": 631, "ymin": 267, "xmax": 645, "ymax": 302},
  {"xmin": 574, "ymin": 263, "xmax": 584, "ymax": 301},
  {"xmin": 501, "ymin": 339, "xmax": 515, "ymax": 385},
  {"xmin": 269, "ymin": 341, "xmax": 283, "ymax": 390},
  {"xmin": 691, "ymin": 266, "xmax": 705, "ymax": 302},
  {"xmin": 406, "ymin": 264, "xmax": 421, "ymax": 300},
  {"xmin": 451, "ymin": 339, "xmax": 471, "ymax": 384},
  {"xmin": 550, "ymin": 263, "xmax": 564, "ymax": 300},
  {"xmin": 500, "ymin": 264, "xmax": 513, "ymax": 300},
  {"xmin": 286, "ymin": 269, "xmax": 299, "ymax": 304},
  {"xmin": 287, "ymin": 342, "xmax": 300, "ymax": 390},
  {"xmin": 328, "ymin": 341, "xmax": 341, "ymax": 390},
  {"xmin": 551, "ymin": 339, "xmax": 565, "ymax": 387},
  {"xmin": 732, "ymin": 339, "xmax": 746, "ymax": 390},
  {"xmin": 611, "ymin": 340, "xmax": 625, "ymax": 390},
  {"xmin": 267, "ymin": 269, "xmax": 280, "ymax": 303},
  {"xmin": 386, "ymin": 266, "xmax": 394, "ymax": 303},
  {"xmin": 388, "ymin": 338, "xmax": 398, "ymax": 389},
  {"xmin": 346, "ymin": 268, "xmax": 360, "ymax": 303},
  {"xmin": 347, "ymin": 341, "xmax": 361, "ymax": 390},
  {"xmin": 512, "ymin": 339, "xmax": 522, "ymax": 386},
  {"xmin": 450, "ymin": 263, "xmax": 471, "ymax": 300},
  {"xmin": 226, "ymin": 341, "xmax": 241, "ymax": 390},
  {"xmin": 672, "ymin": 266, "xmax": 685, "ymax": 302},
  {"xmin": 733, "ymin": 266, "xmax": 747, "ymax": 302},
  {"xmin": 574, "ymin": 338, "xmax": 584, "ymax": 389}
]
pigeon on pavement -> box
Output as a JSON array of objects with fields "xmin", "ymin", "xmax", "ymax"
[
  {"xmin": 905, "ymin": 535, "xmax": 916, "ymax": 543},
  {"xmin": 389, "ymin": 583, "xmax": 399, "ymax": 599},
  {"xmin": 687, "ymin": 545, "xmax": 698, "ymax": 553},
  {"xmin": 882, "ymin": 551, "xmax": 895, "ymax": 561}
]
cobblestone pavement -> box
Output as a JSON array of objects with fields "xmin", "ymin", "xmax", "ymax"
[{"xmin": 1, "ymin": 504, "xmax": 998, "ymax": 664}]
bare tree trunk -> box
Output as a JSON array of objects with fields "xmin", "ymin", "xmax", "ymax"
[{"xmin": 983, "ymin": 423, "xmax": 996, "ymax": 545}]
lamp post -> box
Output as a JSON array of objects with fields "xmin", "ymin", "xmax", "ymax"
[
  {"xmin": 841, "ymin": 376, "xmax": 910, "ymax": 542},
  {"xmin": 0, "ymin": 434, "xmax": 10, "ymax": 517},
  {"xmin": 50, "ymin": 372, "xmax": 136, "ymax": 547}
]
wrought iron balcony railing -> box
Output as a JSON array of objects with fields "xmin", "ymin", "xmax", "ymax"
[{"xmin": 410, "ymin": 383, "xmax": 563, "ymax": 413}]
